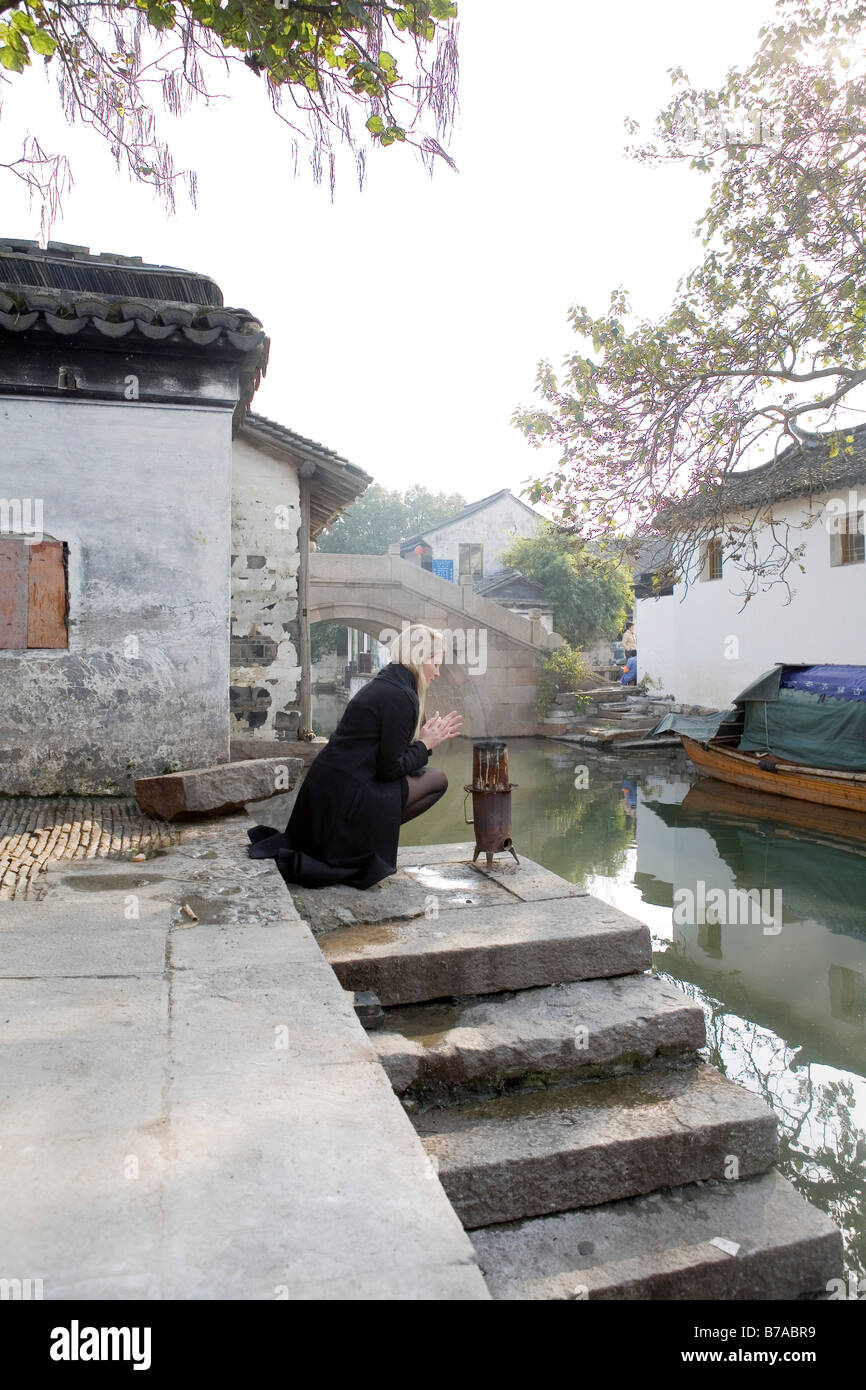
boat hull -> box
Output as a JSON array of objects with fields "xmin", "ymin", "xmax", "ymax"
[{"xmin": 680, "ymin": 736, "xmax": 866, "ymax": 814}]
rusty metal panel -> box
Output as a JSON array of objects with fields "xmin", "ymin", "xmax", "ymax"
[
  {"xmin": 0, "ymin": 537, "xmax": 29, "ymax": 649},
  {"xmin": 27, "ymin": 540, "xmax": 67, "ymax": 648}
]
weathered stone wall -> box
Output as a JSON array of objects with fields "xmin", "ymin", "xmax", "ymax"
[
  {"xmin": 0, "ymin": 397, "xmax": 232, "ymax": 794},
  {"xmin": 230, "ymin": 437, "xmax": 302, "ymax": 742}
]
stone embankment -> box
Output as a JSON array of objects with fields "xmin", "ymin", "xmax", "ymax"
[
  {"xmin": 540, "ymin": 689, "xmax": 703, "ymax": 752},
  {"xmin": 308, "ymin": 843, "xmax": 842, "ymax": 1300}
]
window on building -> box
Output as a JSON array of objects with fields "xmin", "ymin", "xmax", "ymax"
[
  {"xmin": 0, "ymin": 538, "xmax": 68, "ymax": 649},
  {"xmin": 458, "ymin": 542, "xmax": 483, "ymax": 581},
  {"xmin": 701, "ymin": 538, "xmax": 723, "ymax": 582},
  {"xmin": 829, "ymin": 511, "xmax": 865, "ymax": 567}
]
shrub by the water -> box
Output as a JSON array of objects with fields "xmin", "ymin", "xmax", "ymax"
[{"xmin": 537, "ymin": 642, "xmax": 593, "ymax": 717}]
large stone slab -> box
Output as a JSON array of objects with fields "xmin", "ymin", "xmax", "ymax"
[
  {"xmin": 320, "ymin": 897, "xmax": 653, "ymax": 1006},
  {"xmin": 470, "ymin": 857, "xmax": 588, "ymax": 903},
  {"xmin": 374, "ymin": 974, "xmax": 706, "ymax": 1096},
  {"xmin": 135, "ymin": 757, "xmax": 303, "ymax": 820},
  {"xmin": 394, "ymin": 847, "xmax": 588, "ymax": 905},
  {"xmin": 0, "ymin": 895, "xmax": 171, "ymax": 978},
  {"xmin": 293, "ymin": 863, "xmax": 515, "ymax": 936},
  {"xmin": 396, "ymin": 843, "xmax": 477, "ymax": 867},
  {"xmin": 413, "ymin": 1062, "xmax": 779, "ymax": 1228},
  {"xmin": 401, "ymin": 863, "xmax": 517, "ymax": 911},
  {"xmin": 470, "ymin": 1168, "xmax": 843, "ymax": 1300}
]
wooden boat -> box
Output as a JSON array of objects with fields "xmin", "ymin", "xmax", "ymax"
[{"xmin": 680, "ymin": 735, "xmax": 866, "ymax": 814}]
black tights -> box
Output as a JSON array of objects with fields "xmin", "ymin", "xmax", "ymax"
[{"xmin": 401, "ymin": 768, "xmax": 448, "ymax": 823}]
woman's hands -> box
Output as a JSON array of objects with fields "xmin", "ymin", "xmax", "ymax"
[{"xmin": 420, "ymin": 710, "xmax": 463, "ymax": 751}]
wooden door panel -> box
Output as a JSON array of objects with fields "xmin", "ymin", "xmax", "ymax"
[{"xmin": 27, "ymin": 540, "xmax": 67, "ymax": 648}]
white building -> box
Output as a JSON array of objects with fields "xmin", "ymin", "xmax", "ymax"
[
  {"xmin": 397, "ymin": 488, "xmax": 554, "ymax": 629},
  {"xmin": 399, "ymin": 488, "xmax": 543, "ymax": 582},
  {"xmin": 636, "ymin": 426, "xmax": 866, "ymax": 707},
  {"xmin": 0, "ymin": 238, "xmax": 268, "ymax": 794},
  {"xmin": 0, "ymin": 238, "xmax": 366, "ymax": 793}
]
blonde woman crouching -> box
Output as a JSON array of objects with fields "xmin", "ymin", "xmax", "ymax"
[{"xmin": 247, "ymin": 624, "xmax": 462, "ymax": 889}]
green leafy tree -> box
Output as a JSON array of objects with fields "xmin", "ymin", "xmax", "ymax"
[
  {"xmin": 514, "ymin": 0, "xmax": 866, "ymax": 602},
  {"xmin": 0, "ymin": 0, "xmax": 459, "ymax": 233},
  {"xmin": 502, "ymin": 524, "xmax": 631, "ymax": 649},
  {"xmin": 311, "ymin": 619, "xmax": 342, "ymax": 661},
  {"xmin": 317, "ymin": 481, "xmax": 466, "ymax": 553}
]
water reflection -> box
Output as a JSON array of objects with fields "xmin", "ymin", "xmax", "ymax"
[{"xmin": 400, "ymin": 737, "xmax": 866, "ymax": 1280}]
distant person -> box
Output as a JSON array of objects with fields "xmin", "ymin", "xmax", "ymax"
[
  {"xmin": 621, "ymin": 654, "xmax": 637, "ymax": 686},
  {"xmin": 622, "ymin": 623, "xmax": 637, "ymax": 655},
  {"xmin": 247, "ymin": 624, "xmax": 462, "ymax": 889}
]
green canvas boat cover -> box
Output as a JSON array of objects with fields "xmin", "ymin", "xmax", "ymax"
[
  {"xmin": 647, "ymin": 709, "xmax": 738, "ymax": 742},
  {"xmin": 647, "ymin": 664, "xmax": 866, "ymax": 771},
  {"xmin": 738, "ymin": 687, "xmax": 866, "ymax": 770}
]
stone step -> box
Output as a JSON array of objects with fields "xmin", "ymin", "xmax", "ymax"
[
  {"xmin": 578, "ymin": 725, "xmax": 658, "ymax": 743},
  {"xmin": 469, "ymin": 1168, "xmax": 842, "ymax": 1300},
  {"xmin": 320, "ymin": 898, "xmax": 652, "ymax": 1006},
  {"xmin": 375, "ymin": 974, "xmax": 706, "ymax": 1097},
  {"xmin": 538, "ymin": 719, "xmax": 585, "ymax": 737},
  {"xmin": 548, "ymin": 733, "xmax": 683, "ymax": 753},
  {"xmin": 579, "ymin": 714, "xmax": 657, "ymax": 730},
  {"xmin": 578, "ymin": 686, "xmax": 630, "ymax": 701},
  {"xmin": 413, "ymin": 1062, "xmax": 778, "ymax": 1228}
]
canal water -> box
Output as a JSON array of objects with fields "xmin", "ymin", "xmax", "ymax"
[{"xmin": 399, "ymin": 737, "xmax": 866, "ymax": 1285}]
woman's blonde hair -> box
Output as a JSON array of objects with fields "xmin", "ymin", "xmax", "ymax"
[{"xmin": 388, "ymin": 623, "xmax": 445, "ymax": 739}]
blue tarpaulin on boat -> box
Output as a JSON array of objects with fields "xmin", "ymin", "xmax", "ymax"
[
  {"xmin": 779, "ymin": 666, "xmax": 866, "ymax": 701},
  {"xmin": 738, "ymin": 667, "xmax": 866, "ymax": 770}
]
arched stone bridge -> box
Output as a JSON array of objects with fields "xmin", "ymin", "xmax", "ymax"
[{"xmin": 309, "ymin": 552, "xmax": 562, "ymax": 736}]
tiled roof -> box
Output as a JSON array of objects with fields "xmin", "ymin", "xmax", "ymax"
[
  {"xmin": 400, "ymin": 488, "xmax": 541, "ymax": 547},
  {"xmin": 242, "ymin": 412, "xmax": 368, "ymax": 477},
  {"xmin": 0, "ymin": 238, "xmax": 268, "ymax": 374},
  {"xmin": 473, "ymin": 566, "xmax": 547, "ymax": 599},
  {"xmin": 238, "ymin": 412, "xmax": 371, "ymax": 536},
  {"xmin": 0, "ymin": 285, "xmax": 267, "ymax": 353},
  {"xmin": 0, "ymin": 238, "xmax": 224, "ymax": 304},
  {"xmin": 661, "ymin": 422, "xmax": 866, "ymax": 524}
]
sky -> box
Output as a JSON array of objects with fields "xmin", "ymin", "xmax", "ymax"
[{"xmin": 1, "ymin": 0, "xmax": 785, "ymax": 504}]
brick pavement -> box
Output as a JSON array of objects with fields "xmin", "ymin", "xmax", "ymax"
[{"xmin": 0, "ymin": 797, "xmax": 179, "ymax": 900}]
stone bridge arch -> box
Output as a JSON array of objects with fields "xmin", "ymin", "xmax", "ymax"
[{"xmin": 310, "ymin": 553, "xmax": 562, "ymax": 737}]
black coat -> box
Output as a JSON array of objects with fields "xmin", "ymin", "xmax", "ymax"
[{"xmin": 246, "ymin": 662, "xmax": 430, "ymax": 889}]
